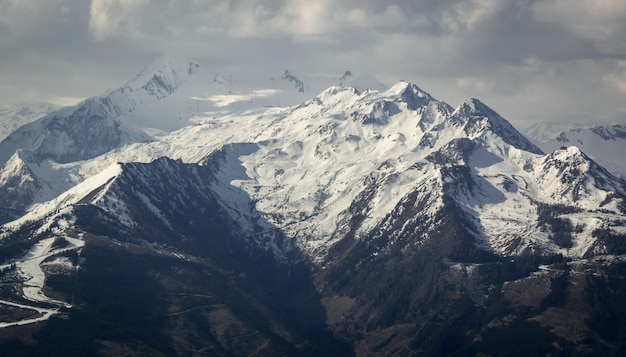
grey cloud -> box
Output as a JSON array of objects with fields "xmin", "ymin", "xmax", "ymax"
[{"xmin": 1, "ymin": 0, "xmax": 625, "ymax": 126}]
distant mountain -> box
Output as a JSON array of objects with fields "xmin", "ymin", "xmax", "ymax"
[
  {"xmin": 0, "ymin": 102, "xmax": 58, "ymax": 141},
  {"xmin": 0, "ymin": 58, "xmax": 388, "ymax": 226},
  {"xmin": 1, "ymin": 60, "xmax": 626, "ymax": 355},
  {"xmin": 0, "ymin": 56, "xmax": 209, "ymax": 168},
  {"xmin": 0, "ymin": 56, "xmax": 385, "ymax": 166},
  {"xmin": 525, "ymin": 122, "xmax": 626, "ymax": 178}
]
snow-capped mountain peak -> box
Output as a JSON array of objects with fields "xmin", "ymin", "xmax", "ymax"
[
  {"xmin": 124, "ymin": 55, "xmax": 201, "ymax": 97},
  {"xmin": 384, "ymin": 81, "xmax": 434, "ymax": 110},
  {"xmin": 449, "ymin": 98, "xmax": 544, "ymax": 154},
  {"xmin": 3, "ymin": 58, "xmax": 626, "ymax": 355},
  {"xmin": 2, "ymin": 60, "xmax": 626, "ymax": 264},
  {"xmin": 0, "ymin": 150, "xmax": 40, "ymax": 211},
  {"xmin": 0, "ymin": 57, "xmax": 207, "ymax": 167},
  {"xmin": 313, "ymin": 85, "xmax": 361, "ymax": 107},
  {"xmin": 534, "ymin": 145, "xmax": 626, "ymax": 205}
]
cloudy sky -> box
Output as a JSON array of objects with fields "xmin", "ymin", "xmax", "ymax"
[{"xmin": 1, "ymin": 0, "xmax": 626, "ymax": 128}]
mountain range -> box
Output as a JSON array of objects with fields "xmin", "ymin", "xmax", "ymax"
[
  {"xmin": 525, "ymin": 121, "xmax": 626, "ymax": 179},
  {"xmin": 0, "ymin": 57, "xmax": 625, "ymax": 355}
]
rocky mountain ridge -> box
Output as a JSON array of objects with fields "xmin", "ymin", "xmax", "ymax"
[{"xmin": 0, "ymin": 58, "xmax": 625, "ymax": 355}]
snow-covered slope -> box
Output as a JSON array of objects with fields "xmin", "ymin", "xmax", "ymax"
[
  {"xmin": 5, "ymin": 79, "xmax": 625, "ymax": 263},
  {"xmin": 3, "ymin": 62, "xmax": 626, "ymax": 355},
  {"xmin": 525, "ymin": 122, "xmax": 626, "ymax": 178},
  {"xmin": 0, "ymin": 56, "xmax": 386, "ymax": 168},
  {"xmin": 0, "ymin": 150, "xmax": 79, "ymax": 212},
  {"xmin": 0, "ymin": 56, "xmax": 207, "ymax": 167},
  {"xmin": 0, "ymin": 58, "xmax": 388, "ymax": 218}
]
